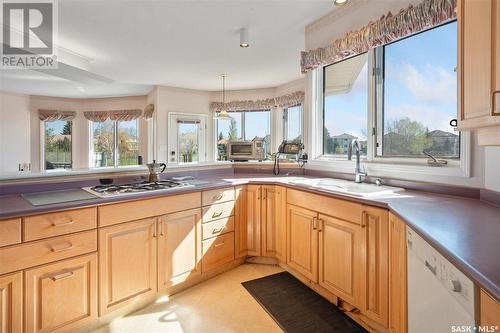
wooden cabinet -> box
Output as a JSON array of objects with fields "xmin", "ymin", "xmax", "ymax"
[
  {"xmin": 0, "ymin": 218, "xmax": 21, "ymax": 247},
  {"xmin": 480, "ymin": 289, "xmax": 500, "ymax": 327},
  {"xmin": 363, "ymin": 206, "xmax": 389, "ymax": 327},
  {"xmin": 235, "ymin": 186, "xmax": 248, "ymax": 258},
  {"xmin": 0, "ymin": 271, "xmax": 22, "ymax": 333},
  {"xmin": 202, "ymin": 232, "xmax": 235, "ymax": 272},
  {"xmin": 98, "ymin": 218, "xmax": 157, "ymax": 315},
  {"xmin": 286, "ymin": 204, "xmax": 318, "ymax": 282},
  {"xmin": 158, "ymin": 209, "xmax": 202, "ymax": 290},
  {"xmin": 389, "ymin": 213, "xmax": 407, "ymax": 333},
  {"xmin": 458, "ymin": 0, "xmax": 500, "ymax": 145},
  {"xmin": 318, "ymin": 214, "xmax": 366, "ymax": 309},
  {"xmin": 25, "ymin": 254, "xmax": 97, "ymax": 333},
  {"xmin": 245, "ymin": 185, "xmax": 262, "ymax": 256},
  {"xmin": 262, "ymin": 185, "xmax": 286, "ymax": 260}
]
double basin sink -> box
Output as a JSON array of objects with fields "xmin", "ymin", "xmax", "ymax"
[{"xmin": 287, "ymin": 178, "xmax": 405, "ymax": 198}]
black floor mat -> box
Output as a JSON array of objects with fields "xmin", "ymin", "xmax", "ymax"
[{"xmin": 242, "ymin": 271, "xmax": 368, "ymax": 333}]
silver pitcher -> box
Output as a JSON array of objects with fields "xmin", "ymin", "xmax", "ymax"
[{"xmin": 146, "ymin": 160, "xmax": 166, "ymax": 182}]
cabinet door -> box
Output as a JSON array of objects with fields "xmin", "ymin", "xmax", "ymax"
[
  {"xmin": 158, "ymin": 208, "xmax": 202, "ymax": 290},
  {"xmin": 286, "ymin": 204, "xmax": 318, "ymax": 282},
  {"xmin": 318, "ymin": 214, "xmax": 366, "ymax": 309},
  {"xmin": 262, "ymin": 186, "xmax": 286, "ymax": 260},
  {"xmin": 99, "ymin": 218, "xmax": 157, "ymax": 315},
  {"xmin": 389, "ymin": 213, "xmax": 407, "ymax": 333},
  {"xmin": 0, "ymin": 272, "xmax": 22, "ymax": 333},
  {"xmin": 480, "ymin": 289, "xmax": 500, "ymax": 326},
  {"xmin": 246, "ymin": 185, "xmax": 262, "ymax": 256},
  {"xmin": 234, "ymin": 186, "xmax": 248, "ymax": 258},
  {"xmin": 25, "ymin": 254, "xmax": 97, "ymax": 333},
  {"xmin": 363, "ymin": 206, "xmax": 389, "ymax": 327},
  {"xmin": 459, "ymin": 0, "xmax": 493, "ymax": 122}
]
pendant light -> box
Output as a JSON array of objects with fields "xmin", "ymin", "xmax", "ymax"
[
  {"xmin": 240, "ymin": 28, "xmax": 250, "ymax": 48},
  {"xmin": 333, "ymin": 0, "xmax": 348, "ymax": 5},
  {"xmin": 216, "ymin": 74, "xmax": 232, "ymax": 120}
]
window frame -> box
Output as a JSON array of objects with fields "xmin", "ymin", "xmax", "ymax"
[
  {"xmin": 215, "ymin": 109, "xmax": 272, "ymax": 161},
  {"xmin": 283, "ymin": 104, "xmax": 304, "ymax": 143},
  {"xmin": 40, "ymin": 120, "xmax": 74, "ymax": 171},
  {"xmin": 89, "ymin": 119, "xmax": 140, "ymax": 168},
  {"xmin": 313, "ymin": 19, "xmax": 471, "ymax": 178}
]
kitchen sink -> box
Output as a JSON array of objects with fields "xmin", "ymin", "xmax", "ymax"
[{"xmin": 287, "ymin": 178, "xmax": 404, "ymax": 197}]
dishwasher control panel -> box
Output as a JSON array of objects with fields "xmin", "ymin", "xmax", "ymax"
[{"xmin": 406, "ymin": 227, "xmax": 476, "ymax": 317}]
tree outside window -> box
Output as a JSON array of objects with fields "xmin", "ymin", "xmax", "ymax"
[{"xmin": 45, "ymin": 120, "xmax": 72, "ymax": 169}]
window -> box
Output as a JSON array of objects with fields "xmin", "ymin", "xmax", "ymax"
[
  {"xmin": 377, "ymin": 21, "xmax": 459, "ymax": 159},
  {"xmin": 323, "ymin": 53, "xmax": 368, "ymax": 158},
  {"xmin": 168, "ymin": 113, "xmax": 207, "ymax": 164},
  {"xmin": 320, "ymin": 21, "xmax": 459, "ymax": 165},
  {"xmin": 216, "ymin": 110, "xmax": 271, "ymax": 161},
  {"xmin": 283, "ymin": 104, "xmax": 303, "ymax": 143},
  {"xmin": 44, "ymin": 120, "xmax": 72, "ymax": 169},
  {"xmin": 91, "ymin": 119, "xmax": 139, "ymax": 167}
]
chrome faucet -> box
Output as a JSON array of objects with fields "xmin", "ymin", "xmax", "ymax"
[{"xmin": 352, "ymin": 139, "xmax": 367, "ymax": 183}]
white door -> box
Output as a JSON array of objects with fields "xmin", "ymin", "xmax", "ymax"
[{"xmin": 168, "ymin": 113, "xmax": 207, "ymax": 164}]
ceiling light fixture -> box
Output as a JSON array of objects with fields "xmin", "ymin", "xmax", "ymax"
[
  {"xmin": 216, "ymin": 74, "xmax": 232, "ymax": 120},
  {"xmin": 333, "ymin": 0, "xmax": 349, "ymax": 6},
  {"xmin": 240, "ymin": 28, "xmax": 250, "ymax": 48}
]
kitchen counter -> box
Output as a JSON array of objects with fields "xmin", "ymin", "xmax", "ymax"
[{"xmin": 0, "ymin": 173, "xmax": 499, "ymax": 303}]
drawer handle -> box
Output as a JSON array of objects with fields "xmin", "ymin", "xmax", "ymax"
[
  {"xmin": 51, "ymin": 220, "xmax": 75, "ymax": 227},
  {"xmin": 50, "ymin": 242, "xmax": 74, "ymax": 253},
  {"xmin": 51, "ymin": 271, "xmax": 74, "ymax": 281},
  {"xmin": 214, "ymin": 242, "xmax": 225, "ymax": 248},
  {"xmin": 213, "ymin": 194, "xmax": 224, "ymax": 201},
  {"xmin": 212, "ymin": 227, "xmax": 226, "ymax": 234},
  {"xmin": 212, "ymin": 211, "xmax": 223, "ymax": 218}
]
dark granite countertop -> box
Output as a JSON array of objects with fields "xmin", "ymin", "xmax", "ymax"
[{"xmin": 0, "ymin": 174, "xmax": 499, "ymax": 302}]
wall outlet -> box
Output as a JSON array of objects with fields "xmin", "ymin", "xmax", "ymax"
[{"xmin": 18, "ymin": 162, "xmax": 31, "ymax": 172}]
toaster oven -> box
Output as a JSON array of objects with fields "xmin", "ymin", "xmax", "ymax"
[{"xmin": 227, "ymin": 140, "xmax": 265, "ymax": 161}]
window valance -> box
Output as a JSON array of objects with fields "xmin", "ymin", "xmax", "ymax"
[
  {"xmin": 300, "ymin": 0, "xmax": 456, "ymax": 73},
  {"xmin": 83, "ymin": 109, "xmax": 143, "ymax": 122},
  {"xmin": 39, "ymin": 110, "xmax": 77, "ymax": 122},
  {"xmin": 143, "ymin": 104, "xmax": 154, "ymax": 119},
  {"xmin": 210, "ymin": 91, "xmax": 304, "ymax": 113}
]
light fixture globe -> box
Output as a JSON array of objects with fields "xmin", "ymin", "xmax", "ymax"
[
  {"xmin": 333, "ymin": 0, "xmax": 348, "ymax": 5},
  {"xmin": 215, "ymin": 74, "xmax": 232, "ymax": 120}
]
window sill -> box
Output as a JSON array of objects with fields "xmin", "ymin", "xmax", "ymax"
[{"xmin": 307, "ymin": 157, "xmax": 470, "ymax": 184}]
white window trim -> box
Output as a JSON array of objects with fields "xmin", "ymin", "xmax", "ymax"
[
  {"xmin": 169, "ymin": 112, "xmax": 207, "ymax": 165},
  {"xmin": 40, "ymin": 120, "xmax": 74, "ymax": 171},
  {"xmin": 88, "ymin": 119, "xmax": 140, "ymax": 168},
  {"xmin": 310, "ymin": 44, "xmax": 471, "ymax": 180},
  {"xmin": 282, "ymin": 104, "xmax": 304, "ymax": 143}
]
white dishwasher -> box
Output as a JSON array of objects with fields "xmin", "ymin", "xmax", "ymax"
[{"xmin": 407, "ymin": 226, "xmax": 477, "ymax": 333}]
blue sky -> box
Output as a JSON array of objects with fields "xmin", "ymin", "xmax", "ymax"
[
  {"xmin": 324, "ymin": 21, "xmax": 458, "ymax": 140},
  {"xmin": 217, "ymin": 111, "xmax": 270, "ymax": 140}
]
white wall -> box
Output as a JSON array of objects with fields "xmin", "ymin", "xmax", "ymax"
[
  {"xmin": 0, "ymin": 92, "xmax": 31, "ymax": 173},
  {"xmin": 485, "ymin": 147, "xmax": 500, "ymax": 191}
]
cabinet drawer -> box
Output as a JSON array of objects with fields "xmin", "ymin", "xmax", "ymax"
[
  {"xmin": 287, "ymin": 188, "xmax": 362, "ymax": 224},
  {"xmin": 202, "ymin": 232, "xmax": 235, "ymax": 272},
  {"xmin": 202, "ymin": 187, "xmax": 235, "ymax": 206},
  {"xmin": 99, "ymin": 192, "xmax": 201, "ymax": 226},
  {"xmin": 24, "ymin": 207, "xmax": 97, "ymax": 241},
  {"xmin": 0, "ymin": 230, "xmax": 97, "ymax": 275},
  {"xmin": 25, "ymin": 253, "xmax": 97, "ymax": 333},
  {"xmin": 202, "ymin": 216, "xmax": 234, "ymax": 240},
  {"xmin": 0, "ymin": 218, "xmax": 21, "ymax": 247},
  {"xmin": 202, "ymin": 201, "xmax": 235, "ymax": 223}
]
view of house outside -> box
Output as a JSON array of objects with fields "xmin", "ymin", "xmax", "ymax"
[{"xmin": 92, "ymin": 119, "xmax": 139, "ymax": 167}]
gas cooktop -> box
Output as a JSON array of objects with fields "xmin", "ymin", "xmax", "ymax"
[{"xmin": 82, "ymin": 180, "xmax": 194, "ymax": 198}]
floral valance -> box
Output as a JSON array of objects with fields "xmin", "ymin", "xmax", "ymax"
[
  {"xmin": 300, "ymin": 0, "xmax": 457, "ymax": 73},
  {"xmin": 143, "ymin": 104, "xmax": 154, "ymax": 119},
  {"xmin": 83, "ymin": 109, "xmax": 143, "ymax": 122},
  {"xmin": 39, "ymin": 110, "xmax": 77, "ymax": 122},
  {"xmin": 210, "ymin": 91, "xmax": 304, "ymax": 113}
]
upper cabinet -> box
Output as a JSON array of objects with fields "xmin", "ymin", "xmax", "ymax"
[{"xmin": 459, "ymin": 0, "xmax": 500, "ymax": 145}]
